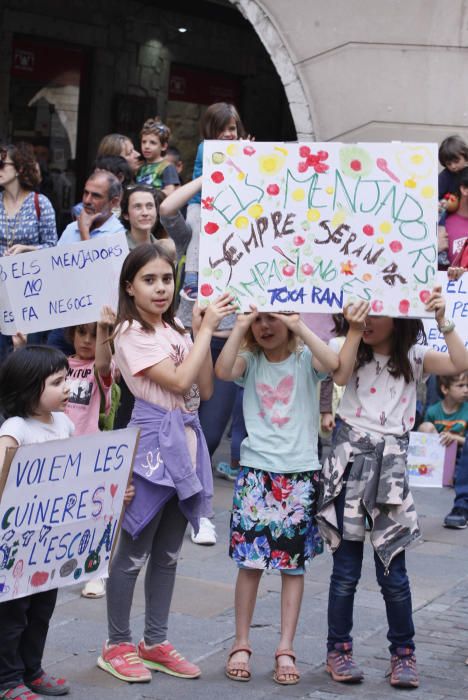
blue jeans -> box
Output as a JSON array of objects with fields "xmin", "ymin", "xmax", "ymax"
[
  {"xmin": 327, "ymin": 466, "xmax": 415, "ymax": 654},
  {"xmin": 198, "ymin": 336, "xmax": 238, "ymax": 457},
  {"xmin": 230, "ymin": 386, "xmax": 246, "ymax": 462},
  {"xmin": 454, "ymin": 439, "xmax": 468, "ymax": 511}
]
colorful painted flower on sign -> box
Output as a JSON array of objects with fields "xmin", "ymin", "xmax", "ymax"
[{"xmin": 198, "ymin": 140, "xmax": 438, "ymax": 317}]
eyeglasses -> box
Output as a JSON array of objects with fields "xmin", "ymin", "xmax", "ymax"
[{"xmin": 0, "ymin": 160, "xmax": 14, "ymax": 170}]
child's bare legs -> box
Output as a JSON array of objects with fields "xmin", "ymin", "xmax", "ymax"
[
  {"xmin": 276, "ymin": 572, "xmax": 304, "ymax": 681},
  {"xmin": 228, "ymin": 569, "xmax": 262, "ymax": 678}
]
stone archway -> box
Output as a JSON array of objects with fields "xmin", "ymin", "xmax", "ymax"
[{"xmin": 230, "ymin": 0, "xmax": 315, "ymax": 140}]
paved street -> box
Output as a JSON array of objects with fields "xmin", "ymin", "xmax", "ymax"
[{"xmin": 45, "ymin": 440, "xmax": 468, "ymax": 700}]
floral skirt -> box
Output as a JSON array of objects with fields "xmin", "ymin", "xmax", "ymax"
[{"xmin": 229, "ymin": 467, "xmax": 323, "ymax": 571}]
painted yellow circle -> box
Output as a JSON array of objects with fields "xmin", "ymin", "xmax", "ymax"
[
  {"xmin": 226, "ymin": 144, "xmax": 237, "ymax": 156},
  {"xmin": 307, "ymin": 208, "xmax": 321, "ymax": 222},
  {"xmin": 259, "ymin": 156, "xmax": 280, "ymax": 173},
  {"xmin": 379, "ymin": 221, "xmax": 392, "ymax": 234},
  {"xmin": 235, "ymin": 216, "xmax": 249, "ymax": 229},
  {"xmin": 376, "ymin": 236, "xmax": 384, "ymax": 244},
  {"xmin": 410, "ymin": 154, "xmax": 424, "ymax": 165},
  {"xmin": 292, "ymin": 188, "xmax": 305, "ymax": 201},
  {"xmin": 247, "ymin": 204, "xmax": 264, "ymax": 219},
  {"xmin": 325, "ymin": 186, "xmax": 334, "ymax": 195},
  {"xmin": 421, "ymin": 185, "xmax": 434, "ymax": 198},
  {"xmin": 404, "ymin": 178, "xmax": 417, "ymax": 188},
  {"xmin": 331, "ymin": 209, "xmax": 346, "ymax": 228},
  {"xmin": 237, "ymin": 172, "xmax": 245, "ymax": 180}
]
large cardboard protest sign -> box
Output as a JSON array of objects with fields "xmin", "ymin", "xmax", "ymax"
[
  {"xmin": 424, "ymin": 272, "xmax": 468, "ymax": 352},
  {"xmin": 0, "ymin": 428, "xmax": 138, "ymax": 601},
  {"xmin": 407, "ymin": 432, "xmax": 457, "ymax": 488},
  {"xmin": 0, "ymin": 232, "xmax": 128, "ymax": 335},
  {"xmin": 199, "ymin": 141, "xmax": 438, "ymax": 316}
]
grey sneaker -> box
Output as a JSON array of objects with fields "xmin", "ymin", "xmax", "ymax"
[
  {"xmin": 326, "ymin": 643, "xmax": 364, "ymax": 683},
  {"xmin": 386, "ymin": 648, "xmax": 419, "ymax": 688},
  {"xmin": 444, "ymin": 506, "xmax": 468, "ymax": 529}
]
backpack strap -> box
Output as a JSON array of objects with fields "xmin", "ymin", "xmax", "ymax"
[{"xmin": 34, "ymin": 192, "xmax": 41, "ymax": 221}]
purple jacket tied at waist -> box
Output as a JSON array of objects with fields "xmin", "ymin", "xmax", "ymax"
[{"xmin": 123, "ymin": 398, "xmax": 213, "ymax": 538}]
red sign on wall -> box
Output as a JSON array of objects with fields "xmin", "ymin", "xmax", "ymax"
[
  {"xmin": 11, "ymin": 37, "xmax": 83, "ymax": 86},
  {"xmin": 169, "ymin": 64, "xmax": 241, "ymax": 105}
]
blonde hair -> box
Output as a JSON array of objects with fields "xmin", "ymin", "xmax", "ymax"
[
  {"xmin": 97, "ymin": 133, "xmax": 131, "ymax": 158},
  {"xmin": 241, "ymin": 318, "xmax": 299, "ymax": 355}
]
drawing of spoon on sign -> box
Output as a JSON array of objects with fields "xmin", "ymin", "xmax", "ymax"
[
  {"xmin": 376, "ymin": 158, "xmax": 400, "ymax": 183},
  {"xmin": 225, "ymin": 158, "xmax": 246, "ymax": 180},
  {"xmin": 12, "ymin": 559, "xmax": 24, "ymax": 597}
]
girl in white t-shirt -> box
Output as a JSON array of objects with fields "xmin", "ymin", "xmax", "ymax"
[
  {"xmin": 0, "ymin": 346, "xmax": 74, "ymax": 700},
  {"xmin": 97, "ymin": 243, "xmax": 234, "ymax": 686},
  {"xmin": 215, "ymin": 310, "xmax": 339, "ymax": 686},
  {"xmin": 317, "ymin": 286, "xmax": 468, "ymax": 690}
]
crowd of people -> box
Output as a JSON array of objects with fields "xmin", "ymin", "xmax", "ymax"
[{"xmin": 0, "ymin": 108, "xmax": 467, "ymax": 699}]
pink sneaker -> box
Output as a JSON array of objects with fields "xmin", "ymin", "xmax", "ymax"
[
  {"xmin": 138, "ymin": 641, "xmax": 201, "ymax": 678},
  {"xmin": 97, "ymin": 642, "xmax": 152, "ymax": 683}
]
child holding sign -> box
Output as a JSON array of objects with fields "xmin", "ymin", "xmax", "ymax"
[
  {"xmin": 0, "ymin": 346, "xmax": 73, "ymax": 699},
  {"xmin": 98, "ymin": 243, "xmax": 234, "ymax": 684},
  {"xmin": 215, "ymin": 310, "xmax": 338, "ymax": 685},
  {"xmin": 317, "ymin": 287, "xmax": 468, "ymax": 689},
  {"xmin": 64, "ymin": 306, "xmax": 116, "ymax": 600}
]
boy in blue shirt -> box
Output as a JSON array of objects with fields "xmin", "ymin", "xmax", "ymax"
[{"xmin": 419, "ymin": 372, "xmax": 468, "ymax": 527}]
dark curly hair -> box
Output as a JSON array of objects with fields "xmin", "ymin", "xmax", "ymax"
[
  {"xmin": 120, "ymin": 185, "xmax": 168, "ymax": 240},
  {"xmin": 140, "ymin": 117, "xmax": 171, "ymax": 151},
  {"xmin": 0, "ymin": 346, "xmax": 69, "ymax": 418},
  {"xmin": 0, "ymin": 142, "xmax": 41, "ymax": 190}
]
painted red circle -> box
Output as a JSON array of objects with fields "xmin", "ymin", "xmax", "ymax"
[
  {"xmin": 419, "ymin": 290, "xmax": 430, "ymax": 303},
  {"xmin": 204, "ymin": 222, "xmax": 219, "ymax": 235},
  {"xmin": 350, "ymin": 159, "xmax": 362, "ymax": 171},
  {"xmin": 389, "ymin": 240, "xmax": 403, "ymax": 253},
  {"xmin": 211, "ymin": 171, "xmax": 224, "ymax": 184},
  {"xmin": 200, "ymin": 284, "xmax": 214, "ymax": 297},
  {"xmin": 363, "ymin": 225, "xmax": 374, "ymax": 236},
  {"xmin": 267, "ymin": 184, "xmax": 280, "ymax": 196},
  {"xmin": 399, "ymin": 299, "xmax": 410, "ymax": 314}
]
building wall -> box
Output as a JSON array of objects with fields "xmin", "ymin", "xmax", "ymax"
[
  {"xmin": 235, "ymin": 0, "xmax": 468, "ymax": 145},
  {"xmin": 0, "ymin": 0, "xmax": 296, "ymax": 178}
]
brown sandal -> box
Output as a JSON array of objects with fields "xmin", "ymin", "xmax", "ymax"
[
  {"xmin": 225, "ymin": 645, "xmax": 252, "ymax": 682},
  {"xmin": 273, "ymin": 649, "xmax": 300, "ymax": 685}
]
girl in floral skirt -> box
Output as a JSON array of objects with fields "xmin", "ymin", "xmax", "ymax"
[{"xmin": 215, "ymin": 309, "xmax": 339, "ymax": 685}]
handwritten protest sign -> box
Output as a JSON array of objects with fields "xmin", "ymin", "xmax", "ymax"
[
  {"xmin": 0, "ymin": 427, "xmax": 138, "ymax": 601},
  {"xmin": 407, "ymin": 432, "xmax": 457, "ymax": 488},
  {"xmin": 0, "ymin": 232, "xmax": 128, "ymax": 335},
  {"xmin": 199, "ymin": 141, "xmax": 438, "ymax": 316},
  {"xmin": 423, "ymin": 272, "xmax": 468, "ymax": 352}
]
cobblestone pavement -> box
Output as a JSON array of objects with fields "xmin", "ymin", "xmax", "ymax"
[{"xmin": 43, "ymin": 444, "xmax": 468, "ymax": 700}]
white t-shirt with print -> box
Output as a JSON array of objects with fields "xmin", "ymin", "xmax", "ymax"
[{"xmin": 334, "ymin": 341, "xmax": 429, "ymax": 437}]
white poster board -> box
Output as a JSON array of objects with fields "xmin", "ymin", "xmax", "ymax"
[
  {"xmin": 0, "ymin": 427, "xmax": 139, "ymax": 601},
  {"xmin": 407, "ymin": 432, "xmax": 457, "ymax": 488},
  {"xmin": 199, "ymin": 141, "xmax": 438, "ymax": 317},
  {"xmin": 0, "ymin": 232, "xmax": 128, "ymax": 334},
  {"xmin": 423, "ymin": 272, "xmax": 468, "ymax": 352}
]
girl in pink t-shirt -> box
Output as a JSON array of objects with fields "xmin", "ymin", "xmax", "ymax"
[
  {"xmin": 97, "ymin": 242, "xmax": 234, "ymax": 686},
  {"xmin": 65, "ymin": 306, "xmax": 115, "ymax": 600}
]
